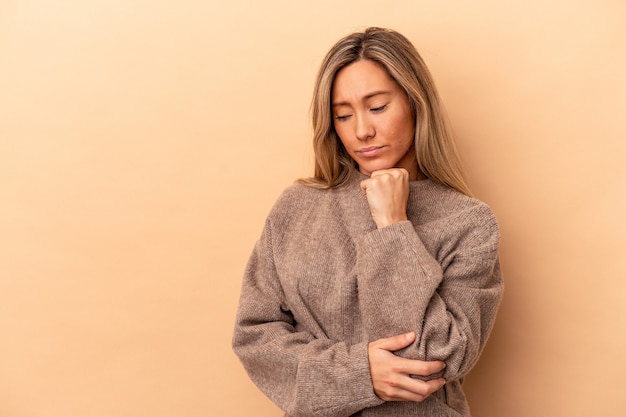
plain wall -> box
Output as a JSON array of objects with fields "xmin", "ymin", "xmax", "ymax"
[{"xmin": 1, "ymin": 1, "xmax": 625, "ymax": 416}]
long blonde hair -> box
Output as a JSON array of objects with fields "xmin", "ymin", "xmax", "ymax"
[{"xmin": 299, "ymin": 27, "xmax": 472, "ymax": 197}]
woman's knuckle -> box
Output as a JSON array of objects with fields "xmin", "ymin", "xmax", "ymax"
[{"xmin": 386, "ymin": 378, "xmax": 399, "ymax": 388}]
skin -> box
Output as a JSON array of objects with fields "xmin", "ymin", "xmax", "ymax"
[
  {"xmin": 332, "ymin": 59, "xmax": 446, "ymax": 402},
  {"xmin": 332, "ymin": 59, "xmax": 419, "ymax": 182}
]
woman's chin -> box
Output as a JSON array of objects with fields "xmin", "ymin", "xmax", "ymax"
[
  {"xmin": 358, "ymin": 162, "xmax": 393, "ymax": 176},
  {"xmin": 359, "ymin": 162, "xmax": 386, "ymax": 176}
]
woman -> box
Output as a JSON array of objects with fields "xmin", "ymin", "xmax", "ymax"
[{"xmin": 233, "ymin": 27, "xmax": 503, "ymax": 417}]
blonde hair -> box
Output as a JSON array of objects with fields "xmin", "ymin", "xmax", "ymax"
[{"xmin": 299, "ymin": 27, "xmax": 472, "ymax": 197}]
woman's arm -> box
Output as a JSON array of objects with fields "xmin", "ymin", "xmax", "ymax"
[
  {"xmin": 357, "ymin": 218, "xmax": 502, "ymax": 381},
  {"xmin": 232, "ymin": 220, "xmax": 383, "ymax": 417},
  {"xmin": 359, "ymin": 169, "xmax": 503, "ymax": 382}
]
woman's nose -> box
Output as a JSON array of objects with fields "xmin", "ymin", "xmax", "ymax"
[{"xmin": 355, "ymin": 114, "xmax": 375, "ymax": 141}]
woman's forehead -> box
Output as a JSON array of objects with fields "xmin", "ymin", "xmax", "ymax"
[{"xmin": 332, "ymin": 60, "xmax": 398, "ymax": 103}]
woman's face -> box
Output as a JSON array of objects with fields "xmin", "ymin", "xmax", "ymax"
[{"xmin": 331, "ymin": 59, "xmax": 417, "ymax": 179}]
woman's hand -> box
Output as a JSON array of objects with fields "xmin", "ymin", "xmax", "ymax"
[
  {"xmin": 368, "ymin": 332, "xmax": 446, "ymax": 402},
  {"xmin": 360, "ymin": 168, "xmax": 409, "ymax": 228}
]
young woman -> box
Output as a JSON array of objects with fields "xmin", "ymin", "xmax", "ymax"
[{"xmin": 233, "ymin": 27, "xmax": 503, "ymax": 417}]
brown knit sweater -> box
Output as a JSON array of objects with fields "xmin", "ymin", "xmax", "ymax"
[{"xmin": 233, "ymin": 171, "xmax": 503, "ymax": 417}]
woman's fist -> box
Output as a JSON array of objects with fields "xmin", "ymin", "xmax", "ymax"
[{"xmin": 360, "ymin": 168, "xmax": 410, "ymax": 228}]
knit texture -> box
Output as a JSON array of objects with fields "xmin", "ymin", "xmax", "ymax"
[{"xmin": 233, "ymin": 171, "xmax": 503, "ymax": 417}]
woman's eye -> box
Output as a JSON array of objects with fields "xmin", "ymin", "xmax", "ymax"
[
  {"xmin": 335, "ymin": 114, "xmax": 352, "ymax": 121},
  {"xmin": 371, "ymin": 104, "xmax": 387, "ymax": 113}
]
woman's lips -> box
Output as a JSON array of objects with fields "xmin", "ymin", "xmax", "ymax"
[{"xmin": 357, "ymin": 146, "xmax": 384, "ymax": 158}]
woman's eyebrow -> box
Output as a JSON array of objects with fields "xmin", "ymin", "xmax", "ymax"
[{"xmin": 332, "ymin": 90, "xmax": 392, "ymax": 107}]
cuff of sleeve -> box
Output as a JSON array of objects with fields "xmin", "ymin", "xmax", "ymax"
[
  {"xmin": 348, "ymin": 341, "xmax": 385, "ymax": 409},
  {"xmin": 305, "ymin": 341, "xmax": 384, "ymax": 416},
  {"xmin": 359, "ymin": 221, "xmax": 441, "ymax": 279}
]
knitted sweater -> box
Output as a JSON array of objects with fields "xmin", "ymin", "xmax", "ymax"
[{"xmin": 232, "ymin": 171, "xmax": 503, "ymax": 417}]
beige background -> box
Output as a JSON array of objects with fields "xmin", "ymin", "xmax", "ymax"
[{"xmin": 1, "ymin": 1, "xmax": 625, "ymax": 416}]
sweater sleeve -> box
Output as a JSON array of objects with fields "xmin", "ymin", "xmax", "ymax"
[
  {"xmin": 232, "ymin": 219, "xmax": 384, "ymax": 417},
  {"xmin": 355, "ymin": 204, "xmax": 503, "ymax": 382}
]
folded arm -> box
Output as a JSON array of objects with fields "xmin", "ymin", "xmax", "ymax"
[
  {"xmin": 232, "ymin": 221, "xmax": 383, "ymax": 417},
  {"xmin": 356, "ymin": 206, "xmax": 503, "ymax": 382}
]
